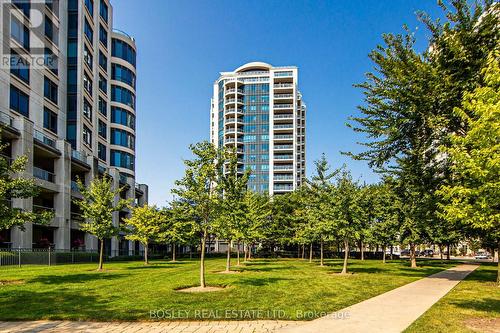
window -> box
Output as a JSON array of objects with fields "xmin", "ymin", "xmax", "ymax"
[
  {"xmin": 84, "ymin": 19, "xmax": 93, "ymax": 43},
  {"xmin": 9, "ymin": 85, "xmax": 29, "ymax": 117},
  {"xmin": 43, "ymin": 108, "xmax": 57, "ymax": 133},
  {"xmin": 10, "ymin": 51, "xmax": 29, "ymax": 83},
  {"xmin": 83, "ymin": 73, "xmax": 92, "ymax": 94},
  {"xmin": 111, "ymin": 64, "xmax": 135, "ymax": 88},
  {"xmin": 98, "ymin": 74, "xmax": 107, "ymax": 93},
  {"xmin": 98, "ymin": 142, "xmax": 106, "ymax": 161},
  {"xmin": 44, "ymin": 15, "xmax": 58, "ymax": 44},
  {"xmin": 43, "ymin": 77, "xmax": 58, "ymax": 104},
  {"xmin": 98, "ymin": 50, "xmax": 107, "ymax": 71},
  {"xmin": 45, "ymin": 0, "xmax": 58, "ymax": 17},
  {"xmin": 110, "ymin": 150, "xmax": 134, "ymax": 171},
  {"xmin": 98, "ymin": 97, "xmax": 107, "ymax": 116},
  {"xmin": 99, "ymin": 25, "xmax": 107, "ymax": 46},
  {"xmin": 12, "ymin": 0, "xmax": 30, "ymax": 18},
  {"xmin": 85, "ymin": 0, "xmax": 93, "ymax": 15},
  {"xmin": 111, "ymin": 107, "xmax": 135, "ymax": 129},
  {"xmin": 11, "ymin": 17, "xmax": 29, "ymax": 50},
  {"xmin": 112, "ymin": 39, "xmax": 136, "ymax": 66},
  {"xmin": 98, "ymin": 120, "xmax": 107, "ymax": 138},
  {"xmin": 44, "ymin": 48, "xmax": 58, "ymax": 74},
  {"xmin": 100, "ymin": 1, "xmax": 108, "ymax": 22},
  {"xmin": 84, "ymin": 46, "xmax": 93, "ymax": 69},
  {"xmin": 111, "ymin": 86, "xmax": 135, "ymax": 108},
  {"xmin": 83, "ymin": 99, "xmax": 92, "ymax": 120},
  {"xmin": 111, "ymin": 129, "xmax": 135, "ymax": 149},
  {"xmin": 83, "ymin": 126, "xmax": 92, "ymax": 147}
]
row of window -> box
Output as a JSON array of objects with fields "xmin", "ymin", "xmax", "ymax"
[
  {"xmin": 110, "ymin": 150, "xmax": 134, "ymax": 171},
  {"xmin": 111, "ymin": 128, "xmax": 135, "ymax": 150},
  {"xmin": 111, "ymin": 64, "xmax": 136, "ymax": 88},
  {"xmin": 111, "ymin": 85, "xmax": 135, "ymax": 108},
  {"xmin": 112, "ymin": 39, "xmax": 136, "ymax": 67},
  {"xmin": 111, "ymin": 106, "xmax": 135, "ymax": 129},
  {"xmin": 84, "ymin": 0, "xmax": 108, "ymax": 23}
]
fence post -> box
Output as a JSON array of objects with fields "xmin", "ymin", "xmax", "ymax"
[{"xmin": 18, "ymin": 247, "xmax": 21, "ymax": 268}]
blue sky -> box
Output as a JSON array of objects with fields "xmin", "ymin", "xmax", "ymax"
[{"xmin": 111, "ymin": 0, "xmax": 446, "ymax": 206}]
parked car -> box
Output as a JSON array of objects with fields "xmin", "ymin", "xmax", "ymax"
[
  {"xmin": 475, "ymin": 252, "xmax": 492, "ymax": 259},
  {"xmin": 400, "ymin": 249, "xmax": 410, "ymax": 256},
  {"xmin": 421, "ymin": 249, "xmax": 434, "ymax": 257}
]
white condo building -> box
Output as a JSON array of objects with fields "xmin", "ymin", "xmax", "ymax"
[{"xmin": 210, "ymin": 62, "xmax": 306, "ymax": 195}]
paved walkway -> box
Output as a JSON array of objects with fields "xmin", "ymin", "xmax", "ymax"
[
  {"xmin": 0, "ymin": 264, "xmax": 478, "ymax": 333},
  {"xmin": 279, "ymin": 263, "xmax": 479, "ymax": 333},
  {"xmin": 0, "ymin": 320, "xmax": 299, "ymax": 333}
]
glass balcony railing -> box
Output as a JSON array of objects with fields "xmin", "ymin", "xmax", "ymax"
[
  {"xmin": 274, "ymin": 134, "xmax": 293, "ymax": 140},
  {"xmin": 225, "ymin": 108, "xmax": 243, "ymax": 114},
  {"xmin": 274, "ymin": 104, "xmax": 293, "ymax": 109},
  {"xmin": 33, "ymin": 129, "xmax": 56, "ymax": 148},
  {"xmin": 33, "ymin": 204, "xmax": 55, "ymax": 213},
  {"xmin": 0, "ymin": 111, "xmax": 15, "ymax": 128},
  {"xmin": 274, "ymin": 175, "xmax": 294, "ymax": 181},
  {"xmin": 225, "ymin": 88, "xmax": 243, "ymax": 94},
  {"xmin": 71, "ymin": 150, "xmax": 89, "ymax": 164},
  {"xmin": 274, "ymin": 155, "xmax": 293, "ymax": 160},
  {"xmin": 71, "ymin": 180, "xmax": 80, "ymax": 192},
  {"xmin": 274, "ymin": 184, "xmax": 294, "ymax": 191},
  {"xmin": 274, "ymin": 114, "xmax": 293, "ymax": 119},
  {"xmin": 274, "ymin": 165, "xmax": 293, "ymax": 170},
  {"xmin": 33, "ymin": 167, "xmax": 55, "ymax": 182},
  {"xmin": 225, "ymin": 98, "xmax": 244, "ymax": 104},
  {"xmin": 274, "ymin": 144, "xmax": 293, "ymax": 150},
  {"xmin": 274, "ymin": 94, "xmax": 293, "ymax": 99},
  {"xmin": 274, "ymin": 124, "xmax": 294, "ymax": 129},
  {"xmin": 274, "ymin": 83, "xmax": 293, "ymax": 88}
]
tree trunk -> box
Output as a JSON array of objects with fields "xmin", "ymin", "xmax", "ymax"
[
  {"xmin": 382, "ymin": 245, "xmax": 386, "ymax": 264},
  {"xmin": 439, "ymin": 245, "xmax": 444, "ymax": 262},
  {"xmin": 236, "ymin": 241, "xmax": 241, "ymax": 266},
  {"xmin": 309, "ymin": 243, "xmax": 313, "ymax": 263},
  {"xmin": 200, "ymin": 230, "xmax": 207, "ymax": 288},
  {"xmin": 320, "ymin": 240, "xmax": 324, "ymax": 266},
  {"xmin": 98, "ymin": 239, "xmax": 104, "ymax": 271},
  {"xmin": 341, "ymin": 239, "xmax": 349, "ymax": 274},
  {"xmin": 360, "ymin": 240, "xmax": 364, "ymax": 261},
  {"xmin": 144, "ymin": 243, "xmax": 149, "ymax": 265},
  {"xmin": 390, "ymin": 245, "xmax": 394, "ymax": 260},
  {"xmin": 189, "ymin": 246, "xmax": 192, "ymax": 259},
  {"xmin": 496, "ymin": 242, "xmax": 500, "ymax": 286},
  {"xmin": 226, "ymin": 239, "xmax": 232, "ymax": 272},
  {"xmin": 243, "ymin": 243, "xmax": 248, "ymax": 262},
  {"xmin": 248, "ymin": 244, "xmax": 252, "ymax": 260},
  {"xmin": 301, "ymin": 244, "xmax": 305, "ymax": 259},
  {"xmin": 446, "ymin": 244, "xmax": 451, "ymax": 260},
  {"xmin": 410, "ymin": 243, "xmax": 417, "ymax": 268},
  {"xmin": 172, "ymin": 244, "xmax": 176, "ymax": 262}
]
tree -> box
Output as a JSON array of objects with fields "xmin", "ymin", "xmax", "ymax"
[
  {"xmin": 172, "ymin": 141, "xmax": 224, "ymax": 288},
  {"xmin": 437, "ymin": 53, "xmax": 500, "ymax": 284},
  {"xmin": 0, "ymin": 137, "xmax": 52, "ymax": 231},
  {"xmin": 124, "ymin": 204, "xmax": 164, "ymax": 265},
  {"xmin": 304, "ymin": 155, "xmax": 339, "ymax": 266},
  {"xmin": 75, "ymin": 176, "xmax": 130, "ymax": 271},
  {"xmin": 241, "ymin": 191, "xmax": 270, "ymax": 261},
  {"xmin": 331, "ymin": 169, "xmax": 362, "ymax": 274},
  {"xmin": 158, "ymin": 201, "xmax": 197, "ymax": 262},
  {"xmin": 347, "ymin": 1, "xmax": 499, "ymax": 268},
  {"xmin": 215, "ymin": 148, "xmax": 249, "ymax": 271}
]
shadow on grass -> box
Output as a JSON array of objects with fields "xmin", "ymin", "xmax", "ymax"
[
  {"xmin": 239, "ymin": 265, "xmax": 295, "ymax": 273},
  {"xmin": 233, "ymin": 277, "xmax": 292, "ymax": 287},
  {"xmin": 451, "ymin": 298, "xmax": 500, "ymax": 314},
  {"xmin": 0, "ymin": 290, "xmax": 143, "ymax": 321},
  {"xmin": 28, "ymin": 273, "xmax": 128, "ymax": 284}
]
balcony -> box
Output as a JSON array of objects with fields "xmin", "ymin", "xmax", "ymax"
[
  {"xmin": 274, "ymin": 124, "xmax": 294, "ymax": 131},
  {"xmin": 274, "ymin": 114, "xmax": 293, "ymax": 120},
  {"xmin": 33, "ymin": 129, "xmax": 56, "ymax": 149},
  {"xmin": 225, "ymin": 128, "xmax": 243, "ymax": 135},
  {"xmin": 71, "ymin": 180, "xmax": 80, "ymax": 192},
  {"xmin": 274, "ymin": 175, "xmax": 294, "ymax": 181},
  {"xmin": 274, "ymin": 94, "xmax": 293, "ymax": 99},
  {"xmin": 225, "ymin": 108, "xmax": 244, "ymax": 115},
  {"xmin": 226, "ymin": 98, "xmax": 244, "ymax": 104},
  {"xmin": 274, "ymin": 144, "xmax": 293, "ymax": 150},
  {"xmin": 273, "ymin": 184, "xmax": 294, "ymax": 192},
  {"xmin": 224, "ymin": 137, "xmax": 243, "ymax": 145},
  {"xmin": 274, "ymin": 165, "xmax": 293, "ymax": 171},
  {"xmin": 274, "ymin": 83, "xmax": 293, "ymax": 89},
  {"xmin": 225, "ymin": 88, "xmax": 243, "ymax": 94},
  {"xmin": 274, "ymin": 104, "xmax": 293, "ymax": 109},
  {"xmin": 33, "ymin": 167, "xmax": 55, "ymax": 183},
  {"xmin": 33, "ymin": 204, "xmax": 55, "ymax": 213},
  {"xmin": 274, "ymin": 155, "xmax": 293, "ymax": 160}
]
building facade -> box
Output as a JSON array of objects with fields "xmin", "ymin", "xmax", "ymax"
[
  {"xmin": 0, "ymin": 0, "xmax": 147, "ymax": 254},
  {"xmin": 210, "ymin": 62, "xmax": 306, "ymax": 195}
]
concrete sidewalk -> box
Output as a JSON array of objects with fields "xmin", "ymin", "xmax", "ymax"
[{"xmin": 279, "ymin": 263, "xmax": 479, "ymax": 333}]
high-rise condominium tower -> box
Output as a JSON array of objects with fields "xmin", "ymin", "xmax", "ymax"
[
  {"xmin": 210, "ymin": 62, "xmax": 306, "ymax": 194},
  {"xmin": 0, "ymin": 0, "xmax": 147, "ymax": 254}
]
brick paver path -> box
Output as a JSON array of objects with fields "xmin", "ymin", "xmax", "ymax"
[
  {"xmin": 279, "ymin": 264, "xmax": 479, "ymax": 333},
  {"xmin": 0, "ymin": 320, "xmax": 300, "ymax": 333}
]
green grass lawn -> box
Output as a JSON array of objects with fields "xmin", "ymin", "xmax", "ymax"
[
  {"xmin": 0, "ymin": 258, "xmax": 454, "ymax": 321},
  {"xmin": 405, "ymin": 263, "xmax": 500, "ymax": 333}
]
